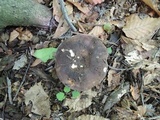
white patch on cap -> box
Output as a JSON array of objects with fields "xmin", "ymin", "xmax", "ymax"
[
  {"xmin": 61, "ymin": 49, "xmax": 65, "ymax": 52},
  {"xmin": 71, "ymin": 64, "xmax": 78, "ymax": 69},
  {"xmin": 103, "ymin": 67, "xmax": 107, "ymax": 73},
  {"xmin": 77, "ymin": 56, "xmax": 80, "ymax": 59},
  {"xmin": 96, "ymin": 56, "xmax": 99, "ymax": 59},
  {"xmin": 61, "ymin": 49, "xmax": 75, "ymax": 57},
  {"xmin": 80, "ymin": 65, "xmax": 83, "ymax": 68},
  {"xmin": 69, "ymin": 49, "xmax": 75, "ymax": 57}
]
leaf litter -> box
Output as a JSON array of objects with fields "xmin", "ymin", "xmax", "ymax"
[{"xmin": 0, "ymin": 0, "xmax": 160, "ymax": 119}]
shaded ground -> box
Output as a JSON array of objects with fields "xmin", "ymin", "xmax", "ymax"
[{"xmin": 0, "ymin": 0, "xmax": 160, "ymax": 120}]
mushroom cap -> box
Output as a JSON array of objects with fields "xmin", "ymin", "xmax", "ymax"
[{"xmin": 55, "ymin": 34, "xmax": 108, "ymax": 91}]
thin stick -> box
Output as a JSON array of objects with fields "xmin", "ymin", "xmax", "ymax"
[
  {"xmin": 13, "ymin": 60, "xmax": 31, "ymax": 101},
  {"xmin": 6, "ymin": 77, "xmax": 13, "ymax": 104},
  {"xmin": 59, "ymin": 0, "xmax": 77, "ymax": 32},
  {"xmin": 108, "ymin": 65, "xmax": 134, "ymax": 71}
]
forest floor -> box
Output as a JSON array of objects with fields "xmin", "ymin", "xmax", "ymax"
[{"xmin": 0, "ymin": 0, "xmax": 160, "ymax": 120}]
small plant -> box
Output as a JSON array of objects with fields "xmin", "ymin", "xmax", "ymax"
[
  {"xmin": 103, "ymin": 23, "xmax": 112, "ymax": 33},
  {"xmin": 33, "ymin": 47, "xmax": 57, "ymax": 62},
  {"xmin": 71, "ymin": 90, "xmax": 80, "ymax": 99},
  {"xmin": 107, "ymin": 47, "xmax": 112, "ymax": 54},
  {"xmin": 56, "ymin": 86, "xmax": 80, "ymax": 101},
  {"xmin": 56, "ymin": 92, "xmax": 65, "ymax": 101},
  {"xmin": 64, "ymin": 86, "xmax": 71, "ymax": 93}
]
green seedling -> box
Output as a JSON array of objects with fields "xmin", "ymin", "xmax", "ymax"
[
  {"xmin": 71, "ymin": 90, "xmax": 80, "ymax": 99},
  {"xmin": 107, "ymin": 47, "xmax": 112, "ymax": 54},
  {"xmin": 64, "ymin": 86, "xmax": 71, "ymax": 93},
  {"xmin": 56, "ymin": 86, "xmax": 80, "ymax": 101},
  {"xmin": 103, "ymin": 23, "xmax": 112, "ymax": 33},
  {"xmin": 56, "ymin": 92, "xmax": 66, "ymax": 101},
  {"xmin": 33, "ymin": 47, "xmax": 57, "ymax": 62}
]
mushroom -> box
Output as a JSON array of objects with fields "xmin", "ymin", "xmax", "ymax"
[{"xmin": 55, "ymin": 34, "xmax": 108, "ymax": 91}]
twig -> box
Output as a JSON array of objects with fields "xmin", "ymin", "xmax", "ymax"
[
  {"xmin": 6, "ymin": 77, "xmax": 13, "ymax": 104},
  {"xmin": 108, "ymin": 65, "xmax": 134, "ymax": 71},
  {"xmin": 13, "ymin": 60, "xmax": 31, "ymax": 101},
  {"xmin": 59, "ymin": 0, "xmax": 77, "ymax": 32}
]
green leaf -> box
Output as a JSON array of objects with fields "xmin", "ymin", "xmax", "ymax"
[
  {"xmin": 71, "ymin": 90, "xmax": 80, "ymax": 99},
  {"xmin": 107, "ymin": 47, "xmax": 112, "ymax": 54},
  {"xmin": 56, "ymin": 92, "xmax": 65, "ymax": 101},
  {"xmin": 64, "ymin": 86, "xmax": 71, "ymax": 93},
  {"xmin": 33, "ymin": 47, "xmax": 57, "ymax": 62},
  {"xmin": 103, "ymin": 23, "xmax": 112, "ymax": 32}
]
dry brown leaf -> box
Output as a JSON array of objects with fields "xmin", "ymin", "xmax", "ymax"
[
  {"xmin": 52, "ymin": 0, "xmax": 62, "ymax": 22},
  {"xmin": 123, "ymin": 14, "xmax": 160, "ymax": 40},
  {"xmin": 130, "ymin": 85, "xmax": 140, "ymax": 100},
  {"xmin": 53, "ymin": 19, "xmax": 69, "ymax": 38},
  {"xmin": 9, "ymin": 30, "xmax": 19, "ymax": 42},
  {"xmin": 135, "ymin": 105, "xmax": 146, "ymax": 117},
  {"xmin": 88, "ymin": 20, "xmax": 104, "ymax": 38},
  {"xmin": 31, "ymin": 59, "xmax": 42, "ymax": 67},
  {"xmin": 67, "ymin": 0, "xmax": 90, "ymax": 14},
  {"xmin": 85, "ymin": 0, "xmax": 104, "ymax": 5},
  {"xmin": 18, "ymin": 29, "xmax": 33, "ymax": 41},
  {"xmin": 142, "ymin": 0, "xmax": 160, "ymax": 16},
  {"xmin": 63, "ymin": 89, "xmax": 97, "ymax": 112},
  {"xmin": 143, "ymin": 71, "xmax": 159, "ymax": 85},
  {"xmin": 75, "ymin": 115, "xmax": 109, "ymax": 120},
  {"xmin": 25, "ymin": 82, "xmax": 51, "ymax": 118}
]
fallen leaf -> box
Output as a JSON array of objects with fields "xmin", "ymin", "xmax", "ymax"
[
  {"xmin": 53, "ymin": 0, "xmax": 62, "ymax": 22},
  {"xmin": 53, "ymin": 19, "xmax": 70, "ymax": 38},
  {"xmin": 142, "ymin": 0, "xmax": 160, "ymax": 16},
  {"xmin": 33, "ymin": 47, "xmax": 57, "ymax": 62},
  {"xmin": 145, "ymin": 104, "xmax": 155, "ymax": 116},
  {"xmin": 18, "ymin": 29, "xmax": 33, "ymax": 41},
  {"xmin": 130, "ymin": 85, "xmax": 140, "ymax": 100},
  {"xmin": 107, "ymin": 58, "xmax": 121, "ymax": 90},
  {"xmin": 67, "ymin": 0, "xmax": 90, "ymax": 14},
  {"xmin": 143, "ymin": 71, "xmax": 159, "ymax": 85},
  {"xmin": 9, "ymin": 30, "xmax": 19, "ymax": 42},
  {"xmin": 13, "ymin": 54, "xmax": 27, "ymax": 70},
  {"xmin": 75, "ymin": 115, "xmax": 109, "ymax": 120},
  {"xmin": 103, "ymin": 82, "xmax": 130, "ymax": 111},
  {"xmin": 25, "ymin": 82, "xmax": 51, "ymax": 118},
  {"xmin": 89, "ymin": 20, "xmax": 105, "ymax": 38},
  {"xmin": 135, "ymin": 105, "xmax": 146, "ymax": 117},
  {"xmin": 31, "ymin": 59, "xmax": 42, "ymax": 67},
  {"xmin": 85, "ymin": 0, "xmax": 104, "ymax": 5},
  {"xmin": 63, "ymin": 89, "xmax": 97, "ymax": 112},
  {"xmin": 123, "ymin": 14, "xmax": 160, "ymax": 40},
  {"xmin": 124, "ymin": 50, "xmax": 143, "ymax": 65}
]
